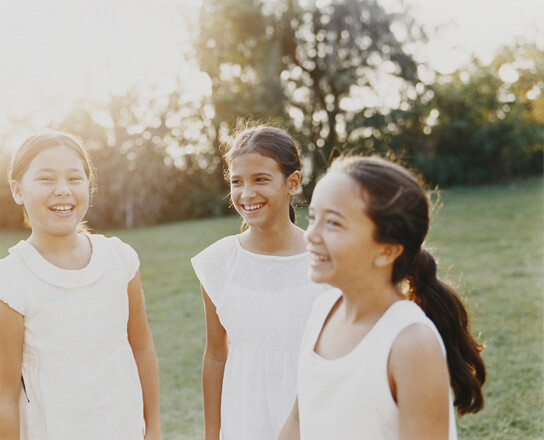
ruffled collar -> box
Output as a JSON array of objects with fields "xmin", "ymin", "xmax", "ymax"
[{"xmin": 9, "ymin": 235, "xmax": 106, "ymax": 288}]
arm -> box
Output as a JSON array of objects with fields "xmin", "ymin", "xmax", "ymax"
[
  {"xmin": 388, "ymin": 323, "xmax": 451, "ymax": 440},
  {"xmin": 278, "ymin": 397, "xmax": 300, "ymax": 440},
  {"xmin": 127, "ymin": 271, "xmax": 161, "ymax": 440},
  {"xmin": 201, "ymin": 285, "xmax": 228, "ymax": 440},
  {"xmin": 0, "ymin": 301, "xmax": 24, "ymax": 440}
]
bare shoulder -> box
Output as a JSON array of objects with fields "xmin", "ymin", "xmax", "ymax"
[
  {"xmin": 393, "ymin": 323, "xmax": 444, "ymax": 358},
  {"xmin": 388, "ymin": 324, "xmax": 451, "ymax": 439},
  {"xmin": 389, "ymin": 322, "xmax": 448, "ymax": 390}
]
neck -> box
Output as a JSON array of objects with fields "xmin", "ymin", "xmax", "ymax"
[
  {"xmin": 241, "ymin": 222, "xmax": 306, "ymax": 256},
  {"xmin": 337, "ymin": 274, "xmax": 402, "ymax": 323},
  {"xmin": 27, "ymin": 231, "xmax": 92, "ymax": 270},
  {"xmin": 28, "ymin": 230, "xmax": 81, "ymax": 256}
]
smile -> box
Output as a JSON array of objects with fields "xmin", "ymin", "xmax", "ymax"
[
  {"xmin": 242, "ymin": 203, "xmax": 264, "ymax": 212},
  {"xmin": 49, "ymin": 204, "xmax": 75, "ymax": 214},
  {"xmin": 309, "ymin": 251, "xmax": 330, "ymax": 264}
]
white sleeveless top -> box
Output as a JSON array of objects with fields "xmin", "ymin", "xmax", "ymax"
[
  {"xmin": 297, "ymin": 289, "xmax": 457, "ymax": 440},
  {"xmin": 191, "ymin": 235, "xmax": 329, "ymax": 440}
]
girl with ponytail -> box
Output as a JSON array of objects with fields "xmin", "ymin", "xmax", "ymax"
[
  {"xmin": 280, "ymin": 155, "xmax": 485, "ymax": 440},
  {"xmin": 191, "ymin": 124, "xmax": 329, "ymax": 439}
]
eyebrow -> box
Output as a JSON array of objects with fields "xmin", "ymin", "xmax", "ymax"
[
  {"xmin": 310, "ymin": 207, "xmax": 347, "ymax": 219},
  {"xmin": 35, "ymin": 168, "xmax": 85, "ymax": 173},
  {"xmin": 230, "ymin": 172, "xmax": 274, "ymax": 179}
]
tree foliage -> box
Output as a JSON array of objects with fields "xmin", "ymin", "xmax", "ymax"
[
  {"xmin": 0, "ymin": 82, "xmax": 229, "ymax": 230},
  {"xmin": 1, "ymin": 2, "xmax": 542, "ymax": 231},
  {"xmin": 61, "ymin": 86, "xmax": 228, "ymax": 229},
  {"xmin": 415, "ymin": 43, "xmax": 544, "ymax": 185},
  {"xmin": 195, "ymin": 0, "xmax": 425, "ymax": 195}
]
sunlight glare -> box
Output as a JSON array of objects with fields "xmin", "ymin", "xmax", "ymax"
[{"xmin": 0, "ymin": 0, "xmax": 204, "ymax": 136}]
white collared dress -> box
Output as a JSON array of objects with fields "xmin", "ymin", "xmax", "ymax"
[
  {"xmin": 191, "ymin": 235, "xmax": 329, "ymax": 440},
  {"xmin": 0, "ymin": 234, "xmax": 145, "ymax": 439}
]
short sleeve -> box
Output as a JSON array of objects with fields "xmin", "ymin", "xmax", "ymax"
[
  {"xmin": 107, "ymin": 236, "xmax": 140, "ymax": 280},
  {"xmin": 0, "ymin": 257, "xmax": 26, "ymax": 315},
  {"xmin": 191, "ymin": 236, "xmax": 237, "ymax": 306}
]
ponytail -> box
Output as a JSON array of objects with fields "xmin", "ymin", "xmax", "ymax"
[
  {"xmin": 407, "ymin": 249, "xmax": 486, "ymax": 415},
  {"xmin": 330, "ymin": 155, "xmax": 486, "ymax": 415}
]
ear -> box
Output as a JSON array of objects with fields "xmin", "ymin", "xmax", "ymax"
[
  {"xmin": 374, "ymin": 243, "xmax": 403, "ymax": 268},
  {"xmin": 286, "ymin": 170, "xmax": 302, "ymax": 196},
  {"xmin": 9, "ymin": 180, "xmax": 24, "ymax": 205}
]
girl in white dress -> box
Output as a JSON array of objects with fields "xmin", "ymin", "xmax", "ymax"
[
  {"xmin": 0, "ymin": 133, "xmax": 161, "ymax": 440},
  {"xmin": 280, "ymin": 156, "xmax": 486, "ymax": 440},
  {"xmin": 191, "ymin": 125, "xmax": 329, "ymax": 440}
]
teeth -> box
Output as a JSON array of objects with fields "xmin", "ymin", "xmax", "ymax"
[
  {"xmin": 51, "ymin": 205, "xmax": 73, "ymax": 212},
  {"xmin": 244, "ymin": 203, "xmax": 263, "ymax": 211},
  {"xmin": 311, "ymin": 253, "xmax": 329, "ymax": 262}
]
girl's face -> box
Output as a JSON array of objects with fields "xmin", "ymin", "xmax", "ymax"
[
  {"xmin": 10, "ymin": 145, "xmax": 90, "ymax": 240},
  {"xmin": 229, "ymin": 151, "xmax": 299, "ymax": 230},
  {"xmin": 304, "ymin": 171, "xmax": 388, "ymax": 290}
]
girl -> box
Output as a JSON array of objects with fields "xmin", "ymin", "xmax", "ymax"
[
  {"xmin": 0, "ymin": 132, "xmax": 161, "ymax": 439},
  {"xmin": 191, "ymin": 125, "xmax": 329, "ymax": 440},
  {"xmin": 280, "ymin": 156, "xmax": 486, "ymax": 440}
]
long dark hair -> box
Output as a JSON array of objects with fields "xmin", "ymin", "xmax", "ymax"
[
  {"xmin": 224, "ymin": 124, "xmax": 302, "ymax": 231},
  {"xmin": 330, "ymin": 155, "xmax": 485, "ymax": 415}
]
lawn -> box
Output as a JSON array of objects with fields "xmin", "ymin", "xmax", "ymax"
[{"xmin": 0, "ymin": 177, "xmax": 542, "ymax": 439}]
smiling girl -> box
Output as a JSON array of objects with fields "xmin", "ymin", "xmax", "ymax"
[
  {"xmin": 0, "ymin": 132, "xmax": 161, "ymax": 439},
  {"xmin": 191, "ymin": 125, "xmax": 328, "ymax": 440},
  {"xmin": 280, "ymin": 155, "xmax": 485, "ymax": 440}
]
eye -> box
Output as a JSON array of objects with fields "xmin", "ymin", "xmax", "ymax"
[
  {"xmin": 37, "ymin": 176, "xmax": 54, "ymax": 182},
  {"xmin": 256, "ymin": 177, "xmax": 269, "ymax": 183},
  {"xmin": 307, "ymin": 213, "xmax": 315, "ymax": 224},
  {"xmin": 326, "ymin": 218, "xmax": 342, "ymax": 228},
  {"xmin": 230, "ymin": 179, "xmax": 242, "ymax": 186},
  {"xmin": 69, "ymin": 176, "xmax": 85, "ymax": 182}
]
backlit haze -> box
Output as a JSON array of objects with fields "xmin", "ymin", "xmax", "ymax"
[{"xmin": 0, "ymin": 0, "xmax": 542, "ymax": 149}]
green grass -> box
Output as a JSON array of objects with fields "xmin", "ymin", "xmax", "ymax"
[
  {"xmin": 426, "ymin": 177, "xmax": 544, "ymax": 440},
  {"xmin": 0, "ymin": 177, "xmax": 542, "ymax": 439}
]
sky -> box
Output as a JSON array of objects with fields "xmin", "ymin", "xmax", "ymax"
[
  {"xmin": 0, "ymin": 0, "xmax": 542, "ymax": 147},
  {"xmin": 396, "ymin": 0, "xmax": 544, "ymax": 71}
]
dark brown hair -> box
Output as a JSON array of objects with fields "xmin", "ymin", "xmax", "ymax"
[
  {"xmin": 330, "ymin": 155, "xmax": 485, "ymax": 415},
  {"xmin": 8, "ymin": 132, "xmax": 97, "ymax": 229},
  {"xmin": 224, "ymin": 124, "xmax": 302, "ymax": 230}
]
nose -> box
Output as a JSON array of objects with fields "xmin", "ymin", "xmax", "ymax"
[
  {"xmin": 54, "ymin": 179, "xmax": 71, "ymax": 196},
  {"xmin": 241, "ymin": 183, "xmax": 256, "ymax": 200},
  {"xmin": 304, "ymin": 221, "xmax": 321, "ymax": 245}
]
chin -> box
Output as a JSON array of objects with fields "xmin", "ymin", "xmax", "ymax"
[{"xmin": 308, "ymin": 269, "xmax": 328, "ymax": 285}]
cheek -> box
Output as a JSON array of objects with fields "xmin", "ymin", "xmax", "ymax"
[
  {"xmin": 77, "ymin": 186, "xmax": 90, "ymax": 200},
  {"xmin": 21, "ymin": 187, "xmax": 45, "ymax": 206},
  {"xmin": 230, "ymin": 188, "xmax": 240, "ymax": 204},
  {"xmin": 331, "ymin": 241, "xmax": 358, "ymax": 264}
]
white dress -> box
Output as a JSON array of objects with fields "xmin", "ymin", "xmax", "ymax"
[
  {"xmin": 191, "ymin": 235, "xmax": 329, "ymax": 440},
  {"xmin": 297, "ymin": 289, "xmax": 458, "ymax": 440},
  {"xmin": 0, "ymin": 234, "xmax": 145, "ymax": 440}
]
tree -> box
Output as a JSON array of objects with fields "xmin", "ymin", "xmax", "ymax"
[
  {"xmin": 195, "ymin": 0, "xmax": 425, "ymax": 195},
  {"xmin": 416, "ymin": 42, "xmax": 544, "ymax": 185},
  {"xmin": 55, "ymin": 81, "xmax": 228, "ymax": 229}
]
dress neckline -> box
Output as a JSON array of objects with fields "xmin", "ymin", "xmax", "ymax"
[
  {"xmin": 234, "ymin": 234, "xmax": 309, "ymax": 260},
  {"xmin": 311, "ymin": 291, "xmax": 409, "ymax": 364},
  {"xmin": 9, "ymin": 234, "xmax": 106, "ymax": 288}
]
